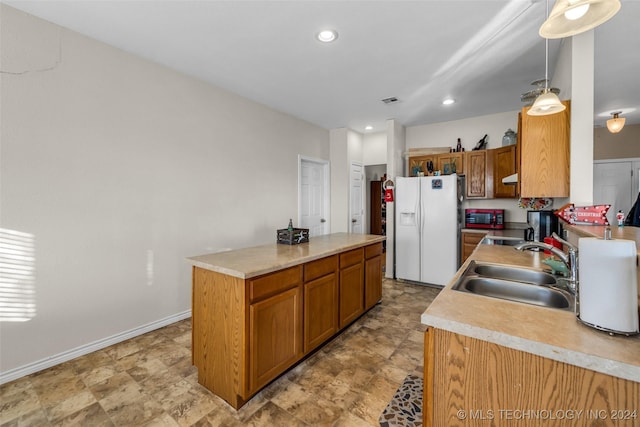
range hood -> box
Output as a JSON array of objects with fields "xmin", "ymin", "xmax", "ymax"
[{"xmin": 502, "ymin": 173, "xmax": 518, "ymax": 185}]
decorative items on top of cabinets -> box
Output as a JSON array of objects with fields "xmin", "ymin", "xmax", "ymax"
[
  {"xmin": 465, "ymin": 150, "xmax": 493, "ymax": 199},
  {"xmin": 520, "ymin": 100, "xmax": 570, "ymax": 197},
  {"xmin": 493, "ymin": 145, "xmax": 517, "ymax": 198}
]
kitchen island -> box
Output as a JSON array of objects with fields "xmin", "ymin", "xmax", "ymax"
[
  {"xmin": 421, "ymin": 239, "xmax": 640, "ymax": 426},
  {"xmin": 186, "ymin": 233, "xmax": 385, "ymax": 409}
]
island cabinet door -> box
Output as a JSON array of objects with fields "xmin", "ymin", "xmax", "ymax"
[
  {"xmin": 303, "ymin": 256, "xmax": 339, "ymax": 353},
  {"xmin": 247, "ymin": 267, "xmax": 303, "ymax": 395},
  {"xmin": 364, "ymin": 243, "xmax": 383, "ymax": 310},
  {"xmin": 304, "ymin": 273, "xmax": 338, "ymax": 353},
  {"xmin": 339, "ymin": 248, "xmax": 365, "ymax": 328}
]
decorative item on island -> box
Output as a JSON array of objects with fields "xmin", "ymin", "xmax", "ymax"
[
  {"xmin": 554, "ymin": 203, "xmax": 611, "ymax": 226},
  {"xmin": 277, "ymin": 219, "xmax": 309, "ymax": 244}
]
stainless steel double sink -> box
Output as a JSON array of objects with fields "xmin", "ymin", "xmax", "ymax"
[{"xmin": 452, "ymin": 260, "xmax": 574, "ymax": 311}]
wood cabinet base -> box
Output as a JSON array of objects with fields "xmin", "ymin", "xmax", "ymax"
[{"xmin": 423, "ymin": 328, "xmax": 640, "ymax": 426}]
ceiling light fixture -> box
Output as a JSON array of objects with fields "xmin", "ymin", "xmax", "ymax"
[
  {"xmin": 365, "ymin": 125, "xmax": 373, "ymax": 131},
  {"xmin": 606, "ymin": 111, "xmax": 625, "ymax": 133},
  {"xmin": 317, "ymin": 30, "xmax": 338, "ymax": 43},
  {"xmin": 539, "ymin": 0, "xmax": 621, "ymax": 39},
  {"xmin": 442, "ymin": 98, "xmax": 455, "ymax": 105},
  {"xmin": 528, "ymin": 0, "xmax": 566, "ymax": 116}
]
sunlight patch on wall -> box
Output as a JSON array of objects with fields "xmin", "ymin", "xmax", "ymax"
[{"xmin": 0, "ymin": 228, "xmax": 36, "ymax": 322}]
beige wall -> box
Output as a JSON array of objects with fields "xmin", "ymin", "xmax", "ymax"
[
  {"xmin": 594, "ymin": 124, "xmax": 640, "ymax": 160},
  {"xmin": 0, "ymin": 5, "xmax": 329, "ymax": 380}
]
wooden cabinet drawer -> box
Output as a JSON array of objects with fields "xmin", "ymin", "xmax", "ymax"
[
  {"xmin": 340, "ymin": 248, "xmax": 364, "ymax": 268},
  {"xmin": 249, "ymin": 266, "xmax": 301, "ymax": 303},
  {"xmin": 365, "ymin": 242, "xmax": 383, "ymax": 259},
  {"xmin": 462, "ymin": 232, "xmax": 486, "ymax": 245},
  {"xmin": 304, "ymin": 255, "xmax": 338, "ymax": 283},
  {"xmin": 461, "ymin": 232, "xmax": 487, "ymax": 264}
]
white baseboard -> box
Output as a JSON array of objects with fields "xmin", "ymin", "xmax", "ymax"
[{"xmin": 0, "ymin": 310, "xmax": 191, "ymax": 385}]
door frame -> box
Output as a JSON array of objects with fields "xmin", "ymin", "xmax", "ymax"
[{"xmin": 298, "ymin": 156, "xmax": 330, "ymax": 235}]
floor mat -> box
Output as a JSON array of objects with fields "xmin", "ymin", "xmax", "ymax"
[{"xmin": 379, "ymin": 374, "xmax": 423, "ymax": 426}]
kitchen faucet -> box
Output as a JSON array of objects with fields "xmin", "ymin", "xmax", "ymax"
[{"xmin": 514, "ymin": 232, "xmax": 578, "ymax": 294}]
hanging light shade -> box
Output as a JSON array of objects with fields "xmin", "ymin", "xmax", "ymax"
[
  {"xmin": 540, "ymin": 0, "xmax": 621, "ymax": 39},
  {"xmin": 528, "ymin": 89, "xmax": 567, "ymax": 115},
  {"xmin": 607, "ymin": 111, "xmax": 625, "ymax": 133},
  {"xmin": 528, "ymin": 0, "xmax": 566, "ymax": 116}
]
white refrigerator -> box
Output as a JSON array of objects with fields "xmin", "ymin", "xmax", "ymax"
[{"xmin": 395, "ymin": 174, "xmax": 462, "ymax": 287}]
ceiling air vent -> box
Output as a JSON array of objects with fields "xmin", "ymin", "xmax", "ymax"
[{"xmin": 381, "ymin": 97, "xmax": 399, "ymax": 104}]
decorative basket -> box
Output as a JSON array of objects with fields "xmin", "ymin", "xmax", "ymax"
[{"xmin": 277, "ymin": 228, "xmax": 310, "ymax": 245}]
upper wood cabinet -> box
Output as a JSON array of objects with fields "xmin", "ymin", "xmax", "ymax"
[
  {"xmin": 437, "ymin": 152, "xmax": 464, "ymax": 175},
  {"xmin": 406, "ymin": 145, "xmax": 519, "ymax": 200},
  {"xmin": 465, "ymin": 150, "xmax": 493, "ymax": 199},
  {"xmin": 492, "ymin": 145, "xmax": 517, "ymax": 198},
  {"xmin": 520, "ymin": 100, "xmax": 571, "ymax": 197},
  {"xmin": 408, "ymin": 155, "xmax": 437, "ymax": 177},
  {"xmin": 408, "ymin": 153, "xmax": 464, "ymax": 177}
]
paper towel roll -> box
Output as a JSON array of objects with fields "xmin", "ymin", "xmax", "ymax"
[{"xmin": 578, "ymin": 237, "xmax": 639, "ymax": 335}]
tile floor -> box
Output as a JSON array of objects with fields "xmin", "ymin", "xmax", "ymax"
[{"xmin": 1, "ymin": 279, "xmax": 440, "ymax": 426}]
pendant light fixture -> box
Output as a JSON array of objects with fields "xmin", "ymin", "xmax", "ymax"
[
  {"xmin": 528, "ymin": 0, "xmax": 566, "ymax": 116},
  {"xmin": 539, "ymin": 0, "xmax": 621, "ymax": 39},
  {"xmin": 606, "ymin": 111, "xmax": 625, "ymax": 133}
]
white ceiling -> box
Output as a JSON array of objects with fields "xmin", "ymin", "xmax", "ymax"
[{"xmin": 4, "ymin": 0, "xmax": 639, "ymax": 133}]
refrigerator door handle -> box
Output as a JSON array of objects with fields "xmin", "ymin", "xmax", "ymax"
[{"xmin": 419, "ymin": 196, "xmax": 425, "ymax": 233}]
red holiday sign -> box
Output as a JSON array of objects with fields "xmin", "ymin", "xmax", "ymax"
[{"xmin": 554, "ymin": 203, "xmax": 611, "ymax": 226}]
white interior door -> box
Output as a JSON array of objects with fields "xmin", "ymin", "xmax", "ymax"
[
  {"xmin": 594, "ymin": 161, "xmax": 633, "ymax": 225},
  {"xmin": 299, "ymin": 157, "xmax": 329, "ymax": 236},
  {"xmin": 350, "ymin": 162, "xmax": 364, "ymax": 234}
]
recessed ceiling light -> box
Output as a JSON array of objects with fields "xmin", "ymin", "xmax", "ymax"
[
  {"xmin": 442, "ymin": 98, "xmax": 455, "ymax": 105},
  {"xmin": 365, "ymin": 125, "xmax": 373, "ymax": 131},
  {"xmin": 317, "ymin": 30, "xmax": 338, "ymax": 43}
]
